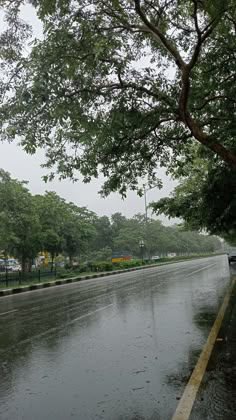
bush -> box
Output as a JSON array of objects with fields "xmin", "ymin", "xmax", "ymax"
[
  {"xmin": 56, "ymin": 268, "xmax": 74, "ymax": 279},
  {"xmin": 113, "ymin": 259, "xmax": 145, "ymax": 270},
  {"xmin": 87, "ymin": 261, "xmax": 113, "ymax": 272}
]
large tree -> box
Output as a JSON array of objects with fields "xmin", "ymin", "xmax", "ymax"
[
  {"xmin": 153, "ymin": 156, "xmax": 236, "ymax": 244},
  {"xmin": 0, "ymin": 0, "xmax": 235, "ymax": 195},
  {"xmin": 61, "ymin": 203, "xmax": 96, "ymax": 266},
  {"xmin": 34, "ymin": 192, "xmax": 96, "ymax": 267},
  {"xmin": 0, "ymin": 169, "xmax": 42, "ymax": 271}
]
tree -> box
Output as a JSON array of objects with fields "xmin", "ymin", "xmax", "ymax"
[
  {"xmin": 0, "ymin": 169, "xmax": 42, "ymax": 271},
  {"xmin": 91, "ymin": 216, "xmax": 113, "ymax": 251},
  {"xmin": 61, "ymin": 203, "xmax": 96, "ymax": 266},
  {"xmin": 152, "ymin": 157, "xmax": 236, "ymax": 244},
  {"xmin": 34, "ymin": 193, "xmax": 97, "ymax": 267},
  {"xmin": 33, "ymin": 192, "xmax": 67, "ymax": 269},
  {"xmin": 0, "ymin": 0, "xmax": 235, "ymax": 196}
]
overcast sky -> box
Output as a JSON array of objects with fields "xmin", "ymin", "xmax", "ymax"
[
  {"xmin": 0, "ymin": 3, "xmax": 178, "ymax": 224},
  {"xmin": 0, "ymin": 141, "xmax": 177, "ymax": 222}
]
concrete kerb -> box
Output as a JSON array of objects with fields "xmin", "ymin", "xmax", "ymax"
[{"xmin": 0, "ymin": 254, "xmax": 222, "ymax": 298}]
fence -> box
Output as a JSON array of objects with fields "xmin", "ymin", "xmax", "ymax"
[{"xmin": 0, "ymin": 269, "xmax": 57, "ymax": 288}]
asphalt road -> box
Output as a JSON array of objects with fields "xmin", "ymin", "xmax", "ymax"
[{"xmin": 0, "ymin": 255, "xmax": 231, "ymax": 420}]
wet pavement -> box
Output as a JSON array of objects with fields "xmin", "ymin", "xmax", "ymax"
[
  {"xmin": 0, "ymin": 255, "xmax": 231, "ymax": 420},
  {"xmin": 190, "ymin": 263, "xmax": 236, "ymax": 420}
]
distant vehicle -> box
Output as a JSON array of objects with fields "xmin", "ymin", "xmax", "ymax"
[
  {"xmin": 57, "ymin": 261, "xmax": 65, "ymax": 268},
  {"xmin": 151, "ymin": 256, "xmax": 160, "ymax": 260},
  {"xmin": 228, "ymin": 251, "xmax": 236, "ymax": 264},
  {"xmin": 1, "ymin": 259, "xmax": 21, "ymax": 272},
  {"xmin": 11, "ymin": 264, "xmax": 21, "ymax": 272}
]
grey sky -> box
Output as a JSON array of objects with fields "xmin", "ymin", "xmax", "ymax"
[
  {"xmin": 0, "ymin": 141, "xmax": 177, "ymax": 223},
  {"xmin": 0, "ymin": 3, "xmax": 178, "ymax": 224}
]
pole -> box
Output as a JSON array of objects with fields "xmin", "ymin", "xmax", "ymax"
[
  {"xmin": 144, "ymin": 187, "xmax": 148, "ymax": 260},
  {"xmin": 139, "ymin": 240, "xmax": 145, "ymax": 263},
  {"xmin": 143, "ymin": 184, "xmax": 159, "ymax": 260},
  {"xmin": 144, "ymin": 187, "xmax": 148, "ymax": 222}
]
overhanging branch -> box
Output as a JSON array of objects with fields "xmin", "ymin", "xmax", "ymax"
[{"xmin": 133, "ymin": 0, "xmax": 185, "ymax": 69}]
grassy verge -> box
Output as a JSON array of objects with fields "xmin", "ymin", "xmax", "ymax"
[
  {"xmin": 56, "ymin": 252, "xmax": 223, "ymax": 279},
  {"xmin": 0, "ymin": 275, "xmax": 56, "ymax": 289}
]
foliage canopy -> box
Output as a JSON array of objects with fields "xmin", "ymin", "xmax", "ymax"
[
  {"xmin": 0, "ymin": 170, "xmax": 221, "ymax": 271},
  {"xmin": 0, "ymin": 0, "xmax": 235, "ymax": 195},
  {"xmin": 153, "ymin": 157, "xmax": 236, "ymax": 244}
]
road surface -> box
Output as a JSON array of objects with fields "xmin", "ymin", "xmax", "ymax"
[{"xmin": 0, "ymin": 255, "xmax": 232, "ymax": 420}]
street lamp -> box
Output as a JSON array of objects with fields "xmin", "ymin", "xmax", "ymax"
[
  {"xmin": 143, "ymin": 184, "xmax": 160, "ymax": 221},
  {"xmin": 143, "ymin": 184, "xmax": 159, "ymax": 260},
  {"xmin": 139, "ymin": 240, "xmax": 145, "ymax": 263}
]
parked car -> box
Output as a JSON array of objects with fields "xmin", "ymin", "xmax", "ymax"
[
  {"xmin": 151, "ymin": 256, "xmax": 160, "ymax": 260},
  {"xmin": 228, "ymin": 251, "xmax": 236, "ymax": 264},
  {"xmin": 11, "ymin": 264, "xmax": 21, "ymax": 272}
]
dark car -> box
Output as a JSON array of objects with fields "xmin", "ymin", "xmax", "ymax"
[{"xmin": 228, "ymin": 251, "xmax": 236, "ymax": 264}]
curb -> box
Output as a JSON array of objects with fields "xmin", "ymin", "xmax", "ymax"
[{"xmin": 0, "ymin": 254, "xmax": 222, "ymax": 298}]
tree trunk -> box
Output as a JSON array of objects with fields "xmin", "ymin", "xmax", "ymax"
[
  {"xmin": 21, "ymin": 256, "xmax": 26, "ymax": 273},
  {"xmin": 51, "ymin": 253, "xmax": 55, "ymax": 272},
  {"xmin": 184, "ymin": 113, "xmax": 236, "ymax": 170},
  {"xmin": 69, "ymin": 255, "xmax": 73, "ymax": 268},
  {"xmin": 28, "ymin": 259, "xmax": 32, "ymax": 272}
]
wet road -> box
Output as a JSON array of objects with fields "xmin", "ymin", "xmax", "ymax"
[{"xmin": 0, "ymin": 255, "xmax": 231, "ymax": 420}]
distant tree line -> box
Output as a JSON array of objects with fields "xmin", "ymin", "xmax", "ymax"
[{"xmin": 0, "ymin": 170, "xmax": 222, "ymax": 272}]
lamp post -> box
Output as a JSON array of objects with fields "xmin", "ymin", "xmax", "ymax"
[
  {"xmin": 143, "ymin": 184, "xmax": 159, "ymax": 260},
  {"xmin": 143, "ymin": 184, "xmax": 160, "ymax": 221},
  {"xmin": 139, "ymin": 240, "xmax": 145, "ymax": 263}
]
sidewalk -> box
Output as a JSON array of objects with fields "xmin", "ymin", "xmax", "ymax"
[{"xmin": 190, "ymin": 275, "xmax": 236, "ymax": 420}]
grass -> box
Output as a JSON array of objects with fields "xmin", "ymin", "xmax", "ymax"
[{"xmin": 0, "ymin": 274, "xmax": 57, "ymax": 289}]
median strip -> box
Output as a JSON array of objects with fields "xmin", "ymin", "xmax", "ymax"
[
  {"xmin": 172, "ymin": 275, "xmax": 236, "ymax": 420},
  {"xmin": 0, "ymin": 255, "xmax": 222, "ymax": 299}
]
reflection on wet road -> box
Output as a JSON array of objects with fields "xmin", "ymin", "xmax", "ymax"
[{"xmin": 0, "ymin": 256, "xmax": 231, "ymax": 419}]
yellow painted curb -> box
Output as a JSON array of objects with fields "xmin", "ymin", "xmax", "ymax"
[{"xmin": 172, "ymin": 276, "xmax": 236, "ymax": 420}]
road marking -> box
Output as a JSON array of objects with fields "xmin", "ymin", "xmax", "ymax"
[
  {"xmin": 186, "ymin": 263, "xmax": 216, "ymax": 277},
  {"xmin": 0, "ymin": 304, "xmax": 114, "ymax": 351},
  {"xmin": 65, "ymin": 303, "xmax": 114, "ymax": 325},
  {"xmin": 0, "ymin": 309, "xmax": 18, "ymax": 316},
  {"xmin": 152, "ymin": 280, "xmax": 166, "ymax": 289},
  {"xmin": 172, "ymin": 275, "xmax": 236, "ymax": 420}
]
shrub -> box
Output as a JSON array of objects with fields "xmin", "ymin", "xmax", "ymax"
[
  {"xmin": 113, "ymin": 259, "xmax": 144, "ymax": 270},
  {"xmin": 56, "ymin": 268, "xmax": 74, "ymax": 279},
  {"xmin": 88, "ymin": 261, "xmax": 113, "ymax": 272}
]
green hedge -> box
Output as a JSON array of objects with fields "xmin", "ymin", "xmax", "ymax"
[
  {"xmin": 113, "ymin": 259, "xmax": 145, "ymax": 269},
  {"xmin": 56, "ymin": 253, "xmax": 221, "ymax": 279},
  {"xmin": 86, "ymin": 261, "xmax": 113, "ymax": 272}
]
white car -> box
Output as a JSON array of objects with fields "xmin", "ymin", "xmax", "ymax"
[{"xmin": 11, "ymin": 265, "xmax": 21, "ymax": 272}]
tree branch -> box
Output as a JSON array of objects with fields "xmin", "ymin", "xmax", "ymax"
[
  {"xmin": 193, "ymin": 95, "xmax": 236, "ymax": 111},
  {"xmin": 133, "ymin": 0, "xmax": 185, "ymax": 69},
  {"xmin": 188, "ymin": 0, "xmax": 202, "ymax": 70},
  {"xmin": 185, "ymin": 113, "xmax": 236, "ymax": 169}
]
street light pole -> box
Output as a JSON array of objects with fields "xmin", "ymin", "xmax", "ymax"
[
  {"xmin": 144, "ymin": 187, "xmax": 148, "ymax": 222},
  {"xmin": 139, "ymin": 240, "xmax": 144, "ymax": 263},
  {"xmin": 143, "ymin": 184, "xmax": 159, "ymax": 220},
  {"xmin": 143, "ymin": 184, "xmax": 159, "ymax": 260}
]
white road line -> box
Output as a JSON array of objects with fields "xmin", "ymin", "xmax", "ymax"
[
  {"xmin": 69, "ymin": 303, "xmax": 114, "ymax": 325},
  {"xmin": 0, "ymin": 304, "xmax": 114, "ymax": 350},
  {"xmin": 152, "ymin": 281, "xmax": 167, "ymax": 289},
  {"xmin": 0, "ymin": 309, "xmax": 18, "ymax": 316},
  {"xmin": 186, "ymin": 263, "xmax": 216, "ymax": 277}
]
